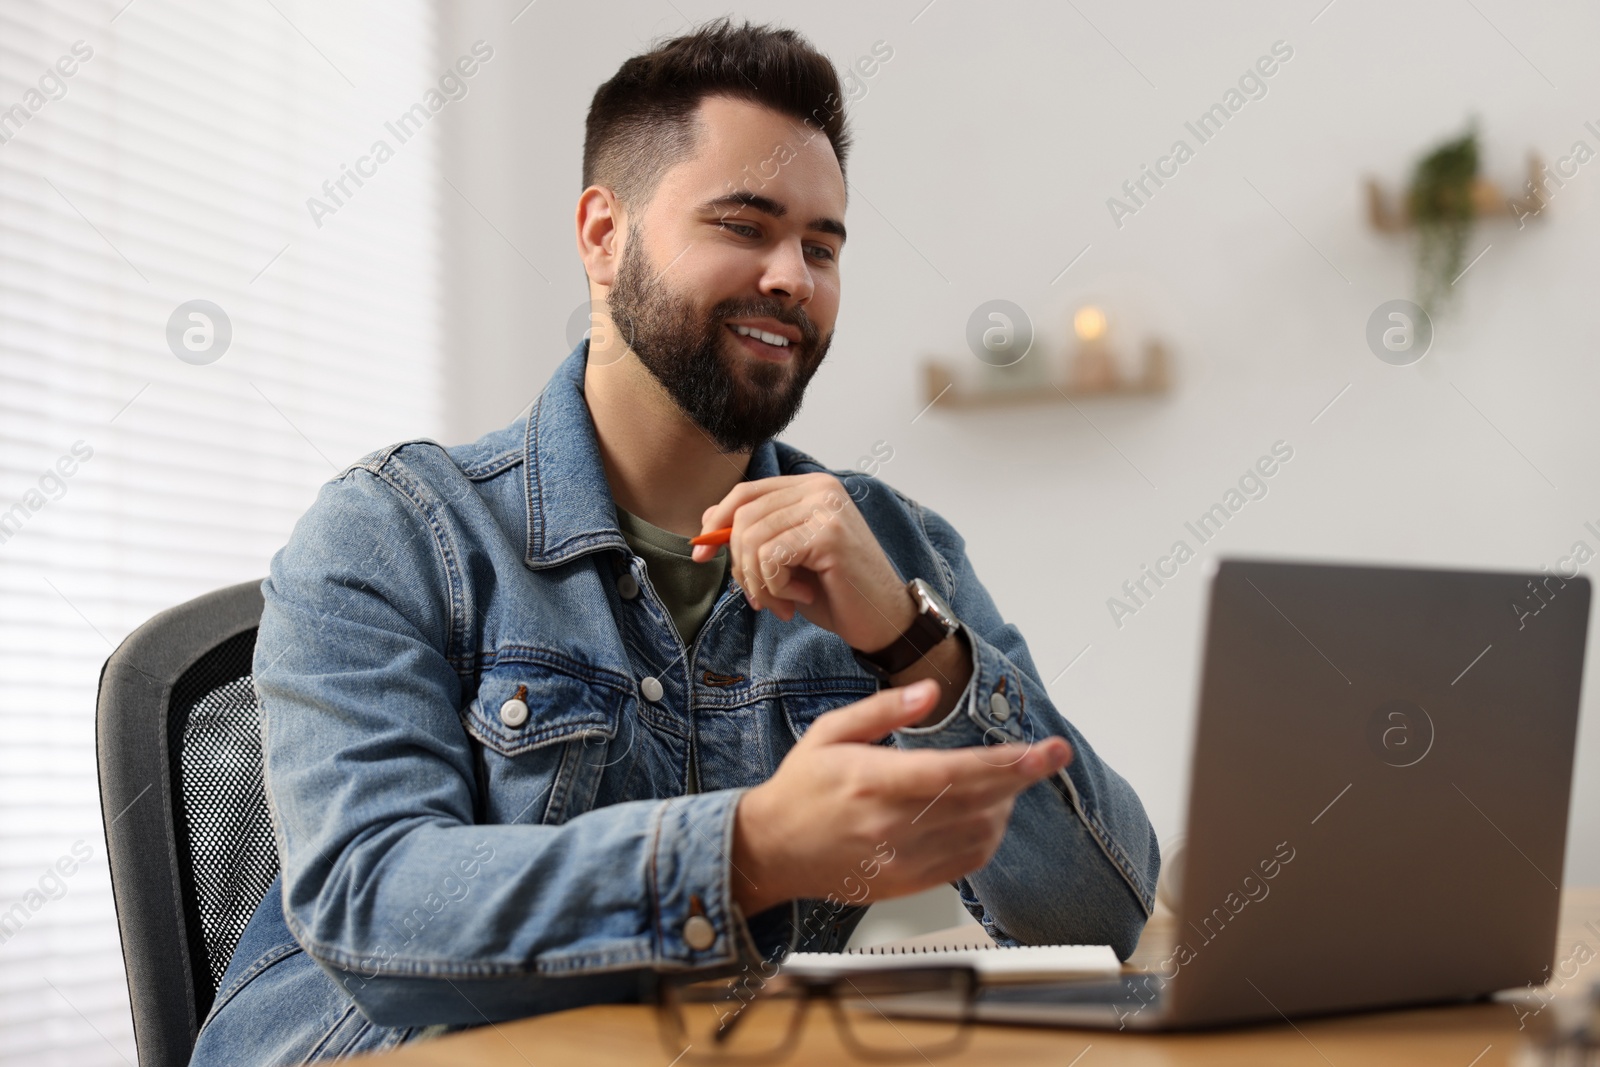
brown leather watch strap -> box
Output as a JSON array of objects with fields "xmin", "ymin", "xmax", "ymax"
[{"xmin": 854, "ymin": 609, "xmax": 950, "ymax": 677}]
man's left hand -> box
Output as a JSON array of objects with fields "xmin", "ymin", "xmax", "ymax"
[{"xmin": 693, "ymin": 474, "xmax": 912, "ymax": 653}]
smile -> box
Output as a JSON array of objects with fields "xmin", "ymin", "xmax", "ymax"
[{"xmin": 726, "ymin": 323, "xmax": 795, "ymax": 360}]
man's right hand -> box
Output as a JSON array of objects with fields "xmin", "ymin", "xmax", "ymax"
[{"xmin": 729, "ymin": 678, "xmax": 1073, "ymax": 916}]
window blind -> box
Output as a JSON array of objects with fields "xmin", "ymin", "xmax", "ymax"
[{"xmin": 0, "ymin": 1, "xmax": 444, "ymax": 1062}]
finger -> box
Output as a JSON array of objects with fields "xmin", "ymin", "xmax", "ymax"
[
  {"xmin": 748, "ymin": 536, "xmax": 826, "ymax": 610},
  {"xmin": 966, "ymin": 734, "xmax": 1075, "ymax": 778},
  {"xmin": 767, "ymin": 568, "xmax": 816, "ymax": 605},
  {"xmin": 804, "ymin": 679, "xmax": 941, "ymax": 745},
  {"xmin": 884, "ymin": 739, "xmax": 1073, "ymax": 803},
  {"xmin": 745, "ymin": 581, "xmax": 803, "ymax": 619},
  {"xmin": 701, "ymin": 476, "xmax": 809, "ymax": 535},
  {"xmin": 889, "ymin": 802, "xmax": 1016, "ymax": 883},
  {"xmin": 752, "ymin": 563, "xmax": 806, "ymax": 614},
  {"xmin": 727, "ymin": 552, "xmax": 765, "ymax": 610},
  {"xmin": 732, "ymin": 490, "xmax": 814, "ymax": 606},
  {"xmin": 728, "ymin": 488, "xmax": 801, "ymax": 610},
  {"xmin": 964, "ymin": 737, "xmax": 1073, "ymax": 785},
  {"xmin": 691, "ymin": 543, "xmax": 724, "ymax": 564},
  {"xmin": 753, "ymin": 538, "xmax": 816, "ymax": 606},
  {"xmin": 743, "ymin": 499, "xmax": 840, "ymax": 599},
  {"xmin": 735, "ymin": 479, "xmax": 850, "ymax": 599}
]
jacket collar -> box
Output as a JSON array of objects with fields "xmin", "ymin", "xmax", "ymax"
[{"xmin": 522, "ymin": 339, "xmax": 783, "ymax": 569}]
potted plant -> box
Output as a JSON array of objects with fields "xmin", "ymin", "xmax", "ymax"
[{"xmin": 1407, "ymin": 119, "xmax": 1480, "ymax": 317}]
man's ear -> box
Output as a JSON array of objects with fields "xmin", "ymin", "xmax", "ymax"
[{"xmin": 576, "ymin": 186, "xmax": 625, "ymax": 287}]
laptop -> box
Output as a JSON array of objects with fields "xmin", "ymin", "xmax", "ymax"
[{"xmin": 922, "ymin": 557, "xmax": 1591, "ymax": 1030}]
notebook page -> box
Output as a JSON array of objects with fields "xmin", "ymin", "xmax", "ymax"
[{"xmin": 781, "ymin": 942, "xmax": 1120, "ymax": 983}]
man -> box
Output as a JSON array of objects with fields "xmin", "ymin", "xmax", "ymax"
[{"xmin": 191, "ymin": 17, "xmax": 1158, "ymax": 1064}]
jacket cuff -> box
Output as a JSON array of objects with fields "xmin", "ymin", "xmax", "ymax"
[
  {"xmin": 652, "ymin": 789, "xmax": 797, "ymax": 971},
  {"xmin": 891, "ymin": 622, "xmax": 1026, "ymax": 749},
  {"xmin": 891, "ymin": 623, "xmax": 1157, "ymax": 918}
]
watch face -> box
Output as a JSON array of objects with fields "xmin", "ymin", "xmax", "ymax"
[{"xmin": 910, "ymin": 578, "xmax": 958, "ymax": 632}]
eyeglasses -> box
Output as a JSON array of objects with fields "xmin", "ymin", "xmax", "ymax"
[{"xmin": 655, "ymin": 965, "xmax": 977, "ymax": 1064}]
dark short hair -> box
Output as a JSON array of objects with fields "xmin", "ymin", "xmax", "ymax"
[{"xmin": 582, "ymin": 17, "xmax": 852, "ymax": 212}]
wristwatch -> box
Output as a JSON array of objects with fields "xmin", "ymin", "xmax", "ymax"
[{"xmin": 850, "ymin": 577, "xmax": 960, "ymax": 681}]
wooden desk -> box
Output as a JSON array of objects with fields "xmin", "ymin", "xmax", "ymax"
[{"xmin": 360, "ymin": 889, "xmax": 1600, "ymax": 1066}]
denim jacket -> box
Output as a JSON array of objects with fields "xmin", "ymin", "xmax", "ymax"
[{"xmin": 189, "ymin": 342, "xmax": 1159, "ymax": 1065}]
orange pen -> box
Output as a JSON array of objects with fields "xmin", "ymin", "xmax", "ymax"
[{"xmin": 689, "ymin": 526, "xmax": 733, "ymax": 547}]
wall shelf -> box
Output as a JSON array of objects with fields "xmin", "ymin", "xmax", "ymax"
[
  {"xmin": 921, "ymin": 350, "xmax": 1170, "ymax": 411},
  {"xmin": 1366, "ymin": 153, "xmax": 1545, "ymax": 232}
]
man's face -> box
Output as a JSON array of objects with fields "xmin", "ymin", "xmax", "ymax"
[{"xmin": 605, "ymin": 94, "xmax": 846, "ymax": 453}]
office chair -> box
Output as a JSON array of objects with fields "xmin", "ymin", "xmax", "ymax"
[{"xmin": 96, "ymin": 579, "xmax": 279, "ymax": 1067}]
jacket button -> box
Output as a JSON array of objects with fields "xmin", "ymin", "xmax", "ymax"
[
  {"xmin": 640, "ymin": 676, "xmax": 664, "ymax": 702},
  {"xmin": 499, "ymin": 697, "xmax": 530, "ymax": 728},
  {"xmin": 989, "ymin": 692, "xmax": 1011, "ymax": 722},
  {"xmin": 617, "ymin": 571, "xmax": 640, "ymax": 600},
  {"xmin": 683, "ymin": 915, "xmax": 715, "ymax": 950}
]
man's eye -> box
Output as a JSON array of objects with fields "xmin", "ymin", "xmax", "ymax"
[{"xmin": 719, "ymin": 221, "xmax": 835, "ymax": 262}]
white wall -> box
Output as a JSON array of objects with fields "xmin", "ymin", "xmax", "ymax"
[{"xmin": 435, "ymin": 0, "xmax": 1600, "ymax": 889}]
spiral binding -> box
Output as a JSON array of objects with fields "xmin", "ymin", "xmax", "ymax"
[{"xmin": 846, "ymin": 942, "xmax": 1055, "ymax": 955}]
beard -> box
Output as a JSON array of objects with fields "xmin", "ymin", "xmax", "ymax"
[{"xmin": 604, "ymin": 224, "xmax": 832, "ymax": 453}]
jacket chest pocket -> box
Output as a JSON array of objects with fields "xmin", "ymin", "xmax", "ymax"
[
  {"xmin": 759, "ymin": 626, "xmax": 881, "ymax": 746},
  {"xmin": 463, "ymin": 656, "xmax": 631, "ymax": 826},
  {"xmin": 777, "ymin": 682, "xmax": 880, "ymax": 745}
]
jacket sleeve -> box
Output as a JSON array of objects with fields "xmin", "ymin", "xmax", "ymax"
[
  {"xmin": 255, "ymin": 463, "xmax": 796, "ymax": 1027},
  {"xmin": 887, "ymin": 498, "xmax": 1160, "ymax": 960}
]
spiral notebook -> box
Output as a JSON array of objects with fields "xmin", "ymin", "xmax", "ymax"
[{"xmin": 780, "ymin": 940, "xmax": 1119, "ymax": 984}]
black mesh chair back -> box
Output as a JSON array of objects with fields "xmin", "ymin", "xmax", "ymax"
[{"xmin": 96, "ymin": 580, "xmax": 280, "ymax": 1067}]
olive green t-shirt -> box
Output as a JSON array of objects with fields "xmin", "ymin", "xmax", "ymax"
[
  {"xmin": 614, "ymin": 506, "xmax": 729, "ymax": 796},
  {"xmin": 613, "ymin": 506, "xmax": 730, "ymax": 648}
]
